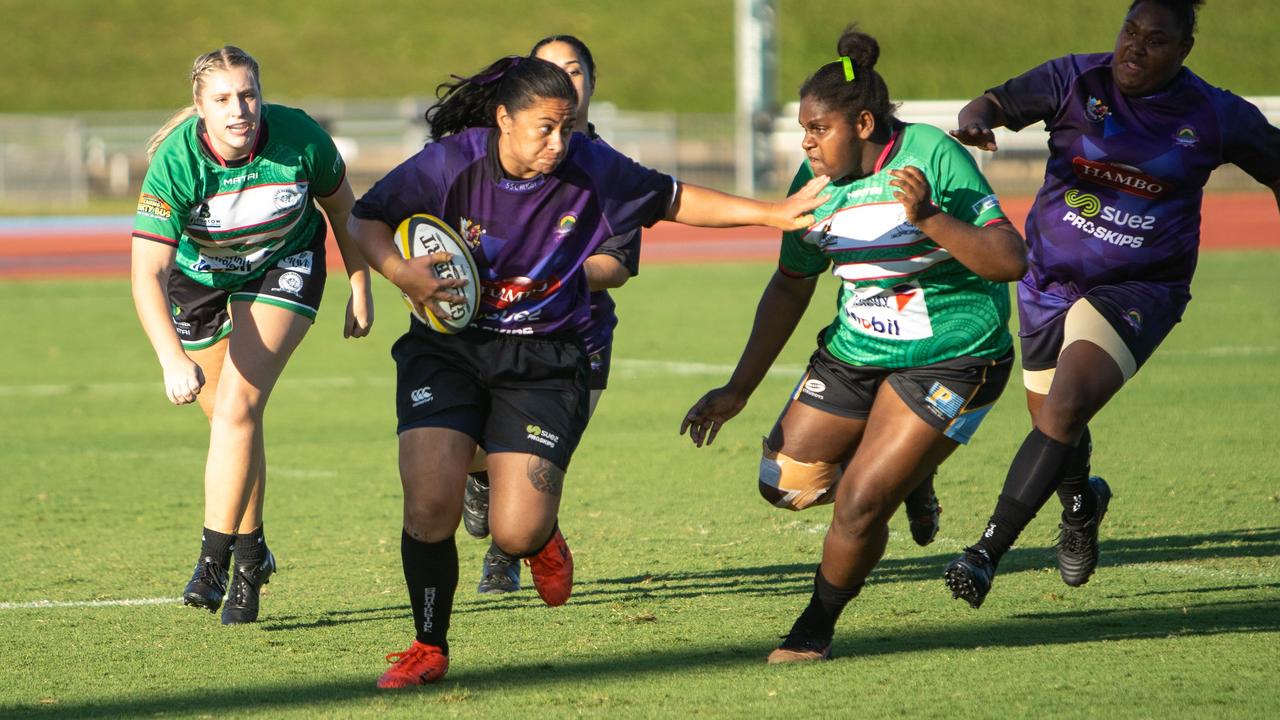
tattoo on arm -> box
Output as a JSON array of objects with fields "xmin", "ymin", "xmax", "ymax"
[{"xmin": 527, "ymin": 457, "xmax": 565, "ymax": 497}]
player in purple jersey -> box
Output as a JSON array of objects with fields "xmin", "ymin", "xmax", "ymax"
[
  {"xmin": 349, "ymin": 54, "xmax": 829, "ymax": 688},
  {"xmin": 460, "ymin": 35, "xmax": 645, "ymax": 596},
  {"xmin": 944, "ymin": 0, "xmax": 1280, "ymax": 608},
  {"xmin": 131, "ymin": 47, "xmax": 374, "ymax": 625}
]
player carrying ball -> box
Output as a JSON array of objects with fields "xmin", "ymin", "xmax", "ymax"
[
  {"xmin": 349, "ymin": 52, "xmax": 829, "ymax": 688},
  {"xmin": 681, "ymin": 24, "xmax": 1027, "ymax": 663}
]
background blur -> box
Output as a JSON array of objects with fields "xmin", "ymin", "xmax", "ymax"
[{"xmin": 1, "ymin": 0, "xmax": 1277, "ymax": 211}]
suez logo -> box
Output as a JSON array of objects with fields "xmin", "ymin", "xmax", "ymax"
[
  {"xmin": 842, "ymin": 282, "xmax": 934, "ymax": 340},
  {"xmin": 1071, "ymin": 157, "xmax": 1170, "ymax": 199},
  {"xmin": 525, "ymin": 424, "xmax": 560, "ymax": 448},
  {"xmin": 1060, "ymin": 189, "xmax": 1156, "ymax": 248}
]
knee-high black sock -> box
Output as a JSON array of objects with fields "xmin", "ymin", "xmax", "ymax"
[
  {"xmin": 199, "ymin": 528, "xmax": 236, "ymax": 568},
  {"xmin": 401, "ymin": 531, "xmax": 458, "ymax": 653},
  {"xmin": 791, "ymin": 568, "xmax": 862, "ymax": 640},
  {"xmin": 234, "ymin": 526, "xmax": 266, "ymax": 565},
  {"xmin": 973, "ymin": 428, "xmax": 1075, "ymax": 564},
  {"xmin": 1056, "ymin": 427, "xmax": 1095, "ymax": 522}
]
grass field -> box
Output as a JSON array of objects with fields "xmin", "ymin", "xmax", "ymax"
[
  {"xmin": 2, "ymin": 254, "xmax": 1278, "ymax": 718},
  {"xmin": 3, "ymin": 0, "xmax": 1279, "ymax": 114}
]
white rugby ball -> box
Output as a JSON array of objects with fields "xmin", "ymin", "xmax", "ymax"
[{"xmin": 394, "ymin": 213, "xmax": 480, "ymax": 334}]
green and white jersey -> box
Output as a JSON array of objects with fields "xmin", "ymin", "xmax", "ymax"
[
  {"xmin": 133, "ymin": 104, "xmax": 345, "ymax": 289},
  {"xmin": 779, "ymin": 123, "xmax": 1013, "ymax": 368}
]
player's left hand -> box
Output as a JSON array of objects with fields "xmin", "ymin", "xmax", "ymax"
[
  {"xmin": 344, "ymin": 279, "xmax": 374, "ymax": 338},
  {"xmin": 889, "ymin": 167, "xmax": 940, "ymax": 226},
  {"xmin": 769, "ymin": 174, "xmax": 831, "ymax": 231},
  {"xmin": 681, "ymin": 386, "xmax": 749, "ymax": 448}
]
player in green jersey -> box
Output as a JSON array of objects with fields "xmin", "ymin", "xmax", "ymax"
[
  {"xmin": 681, "ymin": 25, "xmax": 1027, "ymax": 662},
  {"xmin": 130, "ymin": 46, "xmax": 374, "ymax": 624}
]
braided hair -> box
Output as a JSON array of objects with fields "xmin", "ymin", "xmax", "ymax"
[
  {"xmin": 146, "ymin": 46, "xmax": 261, "ymax": 160},
  {"xmin": 426, "ymin": 55, "xmax": 577, "ymax": 140}
]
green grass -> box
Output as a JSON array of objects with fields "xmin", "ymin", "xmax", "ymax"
[
  {"xmin": 1, "ymin": 253, "xmax": 1278, "ymax": 718},
  {"xmin": 3, "ymin": 0, "xmax": 1278, "ymax": 114}
]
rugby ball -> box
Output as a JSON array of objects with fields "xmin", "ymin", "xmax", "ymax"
[{"xmin": 394, "ymin": 213, "xmax": 480, "ymax": 334}]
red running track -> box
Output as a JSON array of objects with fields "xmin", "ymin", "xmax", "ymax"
[{"xmin": 0, "ymin": 192, "xmax": 1275, "ymax": 279}]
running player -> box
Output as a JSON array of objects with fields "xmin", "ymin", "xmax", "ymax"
[
  {"xmin": 944, "ymin": 0, "xmax": 1280, "ymax": 608},
  {"xmin": 131, "ymin": 46, "xmax": 373, "ymax": 624},
  {"xmin": 350, "ymin": 53, "xmax": 828, "ymax": 687},
  {"xmin": 460, "ymin": 35, "xmax": 644, "ymax": 596},
  {"xmin": 680, "ymin": 25, "xmax": 1026, "ymax": 663}
]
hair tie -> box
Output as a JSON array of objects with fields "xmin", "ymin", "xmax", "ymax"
[
  {"xmin": 839, "ymin": 56, "xmax": 856, "ymax": 82},
  {"xmin": 457, "ymin": 55, "xmax": 524, "ymax": 86}
]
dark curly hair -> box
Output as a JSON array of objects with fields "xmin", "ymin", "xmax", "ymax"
[
  {"xmin": 425, "ymin": 55, "xmax": 577, "ymax": 140},
  {"xmin": 799, "ymin": 24, "xmax": 898, "ymax": 135}
]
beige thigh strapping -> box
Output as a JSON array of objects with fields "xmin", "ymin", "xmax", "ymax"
[{"xmin": 1023, "ymin": 299, "xmax": 1137, "ymax": 394}]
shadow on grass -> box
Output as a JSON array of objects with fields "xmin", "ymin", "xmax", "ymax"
[
  {"xmin": 10, "ymin": 596, "xmax": 1279, "ymax": 718},
  {"xmin": 256, "ymin": 527, "xmax": 1280, "ymax": 630}
]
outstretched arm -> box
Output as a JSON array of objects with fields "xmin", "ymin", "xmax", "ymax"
[
  {"xmin": 680, "ymin": 270, "xmax": 819, "ymax": 447},
  {"xmin": 950, "ymin": 93, "xmax": 1010, "ymax": 152},
  {"xmin": 666, "ymin": 175, "xmax": 830, "ymax": 231}
]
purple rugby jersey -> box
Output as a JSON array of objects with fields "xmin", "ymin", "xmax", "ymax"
[
  {"xmin": 353, "ymin": 127, "xmax": 674, "ymax": 336},
  {"xmin": 989, "ymin": 53, "xmax": 1280, "ymax": 333}
]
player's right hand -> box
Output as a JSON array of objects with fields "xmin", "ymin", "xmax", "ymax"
[
  {"xmin": 949, "ymin": 123, "xmax": 999, "ymax": 152},
  {"xmin": 161, "ymin": 356, "xmax": 205, "ymax": 405},
  {"xmin": 680, "ymin": 386, "xmax": 749, "ymax": 448},
  {"xmin": 392, "ymin": 252, "xmax": 469, "ymax": 314}
]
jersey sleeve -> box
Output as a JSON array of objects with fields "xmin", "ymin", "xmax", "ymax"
[
  {"xmin": 930, "ymin": 133, "xmax": 1008, "ymax": 227},
  {"xmin": 777, "ymin": 161, "xmax": 830, "ymax": 278},
  {"xmin": 132, "ymin": 154, "xmax": 188, "ymax": 247},
  {"xmin": 592, "ymin": 228, "xmax": 642, "ymax": 277},
  {"xmin": 987, "ymin": 55, "xmax": 1081, "ymax": 131},
  {"xmin": 1220, "ymin": 94, "xmax": 1280, "ymax": 187},
  {"xmin": 291, "ymin": 110, "xmax": 347, "ymax": 197},
  {"xmin": 351, "ymin": 144, "xmax": 449, "ymax": 227},
  {"xmin": 584, "ymin": 142, "xmax": 677, "ymax": 237}
]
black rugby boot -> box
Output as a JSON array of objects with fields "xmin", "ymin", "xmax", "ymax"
[
  {"xmin": 221, "ymin": 550, "xmax": 277, "ymax": 625},
  {"xmin": 1056, "ymin": 476, "xmax": 1112, "ymax": 587},
  {"xmin": 183, "ymin": 556, "xmax": 229, "ymax": 612},
  {"xmin": 944, "ymin": 547, "xmax": 997, "ymax": 609}
]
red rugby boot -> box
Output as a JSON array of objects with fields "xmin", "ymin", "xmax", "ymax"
[
  {"xmin": 377, "ymin": 640, "xmax": 449, "ymax": 689},
  {"xmin": 525, "ymin": 527, "xmax": 573, "ymax": 607}
]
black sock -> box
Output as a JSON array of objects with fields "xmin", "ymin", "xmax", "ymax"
[
  {"xmin": 470, "ymin": 470, "xmax": 489, "ymax": 489},
  {"xmin": 791, "ymin": 569, "xmax": 862, "ymax": 641},
  {"xmin": 199, "ymin": 527, "xmax": 235, "ymax": 567},
  {"xmin": 972, "ymin": 428, "xmax": 1075, "ymax": 563},
  {"xmin": 402, "ymin": 531, "xmax": 457, "ymax": 654},
  {"xmin": 904, "ymin": 470, "xmax": 937, "ymax": 512},
  {"xmin": 235, "ymin": 526, "xmax": 266, "ymax": 566},
  {"xmin": 1056, "ymin": 427, "xmax": 1096, "ymax": 523},
  {"xmin": 486, "ymin": 540, "xmax": 516, "ymax": 562}
]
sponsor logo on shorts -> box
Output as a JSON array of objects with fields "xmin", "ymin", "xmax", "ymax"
[
  {"xmin": 971, "ymin": 194, "xmax": 1001, "ymax": 217},
  {"xmin": 802, "ymin": 379, "xmax": 827, "ymax": 399},
  {"xmin": 1071, "ymin": 157, "xmax": 1170, "ymax": 199},
  {"xmin": 276, "ymin": 251, "xmax": 314, "ymax": 275},
  {"xmin": 1084, "ymin": 96, "xmax": 1110, "ymax": 122},
  {"xmin": 173, "ymin": 320, "xmax": 192, "ymax": 337},
  {"xmin": 410, "ymin": 386, "xmax": 433, "ymax": 407},
  {"xmin": 273, "ymin": 271, "xmax": 305, "ymax": 297},
  {"xmin": 923, "ymin": 382, "xmax": 965, "ymax": 420},
  {"xmin": 1125, "ymin": 309, "xmax": 1143, "ymax": 332},
  {"xmin": 1173, "ymin": 125, "xmax": 1199, "ymax": 147},
  {"xmin": 525, "ymin": 424, "xmax": 560, "ymax": 448},
  {"xmin": 137, "ymin": 193, "xmax": 172, "ymax": 220},
  {"xmin": 589, "ymin": 351, "xmax": 604, "ymax": 372}
]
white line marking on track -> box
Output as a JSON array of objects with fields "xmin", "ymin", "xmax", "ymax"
[{"xmin": 0, "ymin": 597, "xmax": 178, "ymax": 611}]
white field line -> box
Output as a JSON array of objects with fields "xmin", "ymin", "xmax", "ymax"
[
  {"xmin": 0, "ymin": 358, "xmax": 809, "ymax": 397},
  {"xmin": 0, "ymin": 597, "xmax": 178, "ymax": 611}
]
